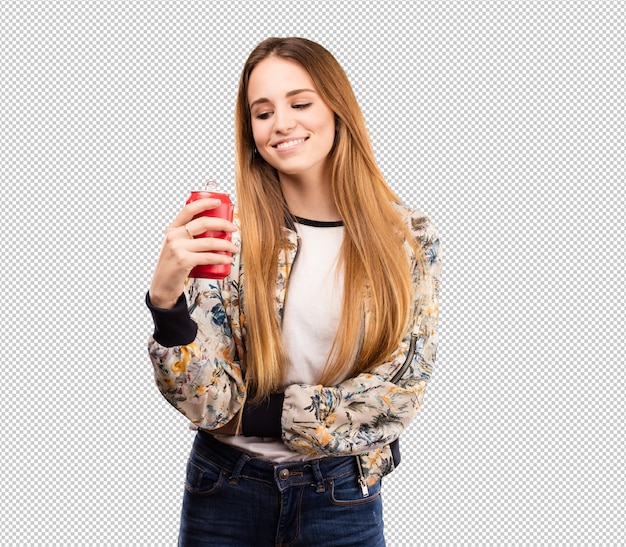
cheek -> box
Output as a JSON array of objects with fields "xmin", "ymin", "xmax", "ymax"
[
  {"xmin": 250, "ymin": 127, "xmax": 261, "ymax": 146},
  {"xmin": 250, "ymin": 120, "xmax": 268, "ymax": 146},
  {"xmin": 315, "ymin": 115, "xmax": 336, "ymax": 147},
  {"xmin": 251, "ymin": 125, "xmax": 275, "ymax": 164},
  {"xmin": 315, "ymin": 111, "xmax": 336, "ymax": 138}
]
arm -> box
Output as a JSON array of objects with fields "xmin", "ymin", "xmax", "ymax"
[
  {"xmin": 243, "ymin": 212, "xmax": 441, "ymax": 455},
  {"xmin": 147, "ymin": 228, "xmax": 246, "ymax": 430}
]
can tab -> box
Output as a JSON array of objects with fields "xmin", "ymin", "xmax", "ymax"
[{"xmin": 204, "ymin": 180, "xmax": 218, "ymax": 191}]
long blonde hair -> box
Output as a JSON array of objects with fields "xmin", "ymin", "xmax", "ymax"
[{"xmin": 234, "ymin": 37, "xmax": 422, "ymax": 401}]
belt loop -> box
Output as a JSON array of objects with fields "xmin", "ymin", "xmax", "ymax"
[
  {"xmin": 311, "ymin": 460, "xmax": 326, "ymax": 493},
  {"xmin": 229, "ymin": 452, "xmax": 250, "ymax": 485}
]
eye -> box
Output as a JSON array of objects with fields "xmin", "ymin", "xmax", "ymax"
[
  {"xmin": 255, "ymin": 111, "xmax": 272, "ymax": 120},
  {"xmin": 293, "ymin": 103, "xmax": 312, "ymax": 110}
]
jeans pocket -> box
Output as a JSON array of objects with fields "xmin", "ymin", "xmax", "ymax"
[
  {"xmin": 328, "ymin": 473, "xmax": 382, "ymax": 506},
  {"xmin": 184, "ymin": 450, "xmax": 225, "ymax": 496}
]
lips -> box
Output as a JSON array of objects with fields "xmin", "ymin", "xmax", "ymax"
[{"xmin": 273, "ymin": 137, "xmax": 308, "ymax": 150}]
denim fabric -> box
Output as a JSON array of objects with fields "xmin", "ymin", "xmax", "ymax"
[{"xmin": 178, "ymin": 431, "xmax": 386, "ymax": 546}]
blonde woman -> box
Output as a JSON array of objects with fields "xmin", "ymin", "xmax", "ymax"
[{"xmin": 147, "ymin": 37, "xmax": 441, "ymax": 547}]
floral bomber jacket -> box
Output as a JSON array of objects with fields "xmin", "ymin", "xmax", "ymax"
[{"xmin": 147, "ymin": 203, "xmax": 441, "ymax": 485}]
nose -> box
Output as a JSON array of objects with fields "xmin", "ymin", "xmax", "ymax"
[{"xmin": 273, "ymin": 107, "xmax": 296, "ymax": 133}]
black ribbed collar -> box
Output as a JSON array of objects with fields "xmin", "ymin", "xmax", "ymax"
[{"xmin": 293, "ymin": 216, "xmax": 344, "ymax": 228}]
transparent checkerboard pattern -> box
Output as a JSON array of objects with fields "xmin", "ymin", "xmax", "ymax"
[{"xmin": 1, "ymin": 1, "xmax": 624, "ymax": 545}]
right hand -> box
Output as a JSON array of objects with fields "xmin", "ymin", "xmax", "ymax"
[{"xmin": 148, "ymin": 198, "xmax": 239, "ymax": 309}]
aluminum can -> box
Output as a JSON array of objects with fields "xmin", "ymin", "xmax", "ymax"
[{"xmin": 185, "ymin": 182, "xmax": 234, "ymax": 279}]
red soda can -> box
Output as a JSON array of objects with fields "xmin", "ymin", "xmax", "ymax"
[{"xmin": 186, "ymin": 180, "xmax": 234, "ymax": 279}]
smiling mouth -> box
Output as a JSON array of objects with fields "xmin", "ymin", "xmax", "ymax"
[{"xmin": 274, "ymin": 138, "xmax": 308, "ymax": 150}]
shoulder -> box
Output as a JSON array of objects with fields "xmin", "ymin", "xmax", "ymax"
[{"xmin": 392, "ymin": 202, "xmax": 440, "ymax": 252}]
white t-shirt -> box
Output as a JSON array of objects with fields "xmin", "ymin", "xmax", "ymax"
[
  {"xmin": 282, "ymin": 219, "xmax": 345, "ymax": 385},
  {"xmin": 219, "ymin": 217, "xmax": 345, "ymax": 461}
]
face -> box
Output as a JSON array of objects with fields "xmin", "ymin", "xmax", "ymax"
[{"xmin": 247, "ymin": 56, "xmax": 336, "ymax": 182}]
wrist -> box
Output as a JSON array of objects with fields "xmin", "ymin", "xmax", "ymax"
[{"xmin": 148, "ymin": 289, "xmax": 181, "ymax": 310}]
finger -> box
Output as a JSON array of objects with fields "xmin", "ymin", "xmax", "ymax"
[
  {"xmin": 195, "ymin": 252, "xmax": 235, "ymax": 266},
  {"xmin": 187, "ymin": 237, "xmax": 240, "ymax": 255},
  {"xmin": 169, "ymin": 198, "xmax": 223, "ymax": 228},
  {"xmin": 184, "ymin": 216, "xmax": 238, "ymax": 236}
]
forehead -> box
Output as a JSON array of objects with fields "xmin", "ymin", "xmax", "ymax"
[{"xmin": 247, "ymin": 57, "xmax": 316, "ymax": 101}]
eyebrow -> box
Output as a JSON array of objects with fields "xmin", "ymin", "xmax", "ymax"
[{"xmin": 249, "ymin": 88, "xmax": 317, "ymax": 109}]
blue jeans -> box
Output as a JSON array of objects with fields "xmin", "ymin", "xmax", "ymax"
[{"xmin": 178, "ymin": 430, "xmax": 386, "ymax": 546}]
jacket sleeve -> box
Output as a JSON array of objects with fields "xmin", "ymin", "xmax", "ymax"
[
  {"xmin": 281, "ymin": 213, "xmax": 441, "ymax": 457},
  {"xmin": 146, "ymin": 252, "xmax": 245, "ymax": 429}
]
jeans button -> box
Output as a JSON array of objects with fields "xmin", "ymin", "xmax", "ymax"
[{"xmin": 279, "ymin": 469, "xmax": 290, "ymax": 480}]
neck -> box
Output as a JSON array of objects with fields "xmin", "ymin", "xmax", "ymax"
[{"xmin": 279, "ymin": 171, "xmax": 341, "ymax": 222}]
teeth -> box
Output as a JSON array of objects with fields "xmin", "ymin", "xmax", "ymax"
[{"xmin": 276, "ymin": 138, "xmax": 306, "ymax": 149}]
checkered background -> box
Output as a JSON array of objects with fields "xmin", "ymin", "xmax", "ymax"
[{"xmin": 1, "ymin": 1, "xmax": 624, "ymax": 545}]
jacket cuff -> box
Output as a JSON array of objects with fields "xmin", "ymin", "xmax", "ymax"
[
  {"xmin": 241, "ymin": 393, "xmax": 285, "ymax": 438},
  {"xmin": 145, "ymin": 291, "xmax": 197, "ymax": 347}
]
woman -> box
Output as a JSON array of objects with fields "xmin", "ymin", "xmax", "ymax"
[{"xmin": 147, "ymin": 37, "xmax": 441, "ymax": 547}]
